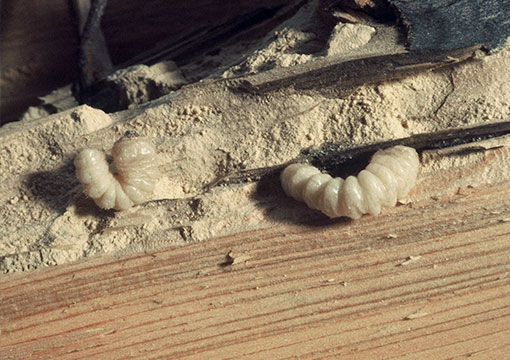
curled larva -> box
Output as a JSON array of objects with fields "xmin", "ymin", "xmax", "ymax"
[
  {"xmin": 280, "ymin": 145, "xmax": 419, "ymax": 219},
  {"xmin": 74, "ymin": 135, "xmax": 159, "ymax": 210}
]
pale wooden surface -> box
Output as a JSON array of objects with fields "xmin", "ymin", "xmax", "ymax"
[{"xmin": 1, "ymin": 181, "xmax": 510, "ymax": 359}]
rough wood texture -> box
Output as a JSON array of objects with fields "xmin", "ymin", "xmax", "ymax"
[
  {"xmin": 210, "ymin": 120, "xmax": 510, "ymax": 188},
  {"xmin": 237, "ymin": 45, "xmax": 481, "ymax": 96},
  {"xmin": 0, "ymin": 0, "xmax": 292, "ymax": 124},
  {"xmin": 1, "ymin": 181, "xmax": 510, "ymax": 359},
  {"xmin": 389, "ymin": 0, "xmax": 510, "ymax": 51},
  {"xmin": 4, "ymin": 0, "xmax": 509, "ymax": 124}
]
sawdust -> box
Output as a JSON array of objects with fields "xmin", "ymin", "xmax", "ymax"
[
  {"xmin": 103, "ymin": 60, "xmax": 187, "ymax": 110},
  {"xmin": 327, "ymin": 23, "xmax": 376, "ymax": 55},
  {"xmin": 220, "ymin": 1, "xmax": 319, "ymax": 78},
  {"xmin": 1, "ymin": 9, "xmax": 510, "ymax": 273}
]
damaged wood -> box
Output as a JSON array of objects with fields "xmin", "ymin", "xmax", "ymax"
[
  {"xmin": 235, "ymin": 45, "xmax": 482, "ymax": 96},
  {"xmin": 389, "ymin": 0, "xmax": 510, "ymax": 51},
  {"xmin": 208, "ymin": 120, "xmax": 510, "ymax": 188},
  {"xmin": 333, "ymin": 0, "xmax": 510, "ymax": 52},
  {"xmin": 122, "ymin": 1, "xmax": 304, "ymax": 69}
]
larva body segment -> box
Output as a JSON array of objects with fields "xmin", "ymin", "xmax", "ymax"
[
  {"xmin": 74, "ymin": 136, "xmax": 159, "ymax": 210},
  {"xmin": 280, "ymin": 164, "xmax": 321, "ymax": 201},
  {"xmin": 302, "ymin": 173, "xmax": 333, "ymax": 210},
  {"xmin": 280, "ymin": 145, "xmax": 419, "ymax": 219}
]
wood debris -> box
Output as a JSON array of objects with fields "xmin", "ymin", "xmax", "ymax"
[
  {"xmin": 225, "ymin": 250, "xmax": 252, "ymax": 265},
  {"xmin": 404, "ymin": 311, "xmax": 429, "ymax": 320},
  {"xmin": 398, "ymin": 255, "xmax": 421, "ymax": 266}
]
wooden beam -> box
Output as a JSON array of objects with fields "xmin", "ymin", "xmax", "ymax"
[{"xmin": 1, "ymin": 182, "xmax": 510, "ymax": 359}]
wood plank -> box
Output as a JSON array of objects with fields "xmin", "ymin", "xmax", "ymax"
[{"xmin": 1, "ymin": 181, "xmax": 510, "ymax": 359}]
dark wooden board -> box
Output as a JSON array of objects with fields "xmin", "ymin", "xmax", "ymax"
[{"xmin": 390, "ymin": 0, "xmax": 510, "ymax": 51}]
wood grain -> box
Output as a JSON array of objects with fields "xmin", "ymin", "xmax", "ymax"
[
  {"xmin": 236, "ymin": 46, "xmax": 481, "ymax": 96},
  {"xmin": 1, "ymin": 181, "xmax": 510, "ymax": 359}
]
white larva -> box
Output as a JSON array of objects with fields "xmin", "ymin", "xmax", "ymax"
[
  {"xmin": 74, "ymin": 135, "xmax": 159, "ymax": 210},
  {"xmin": 280, "ymin": 145, "xmax": 419, "ymax": 219}
]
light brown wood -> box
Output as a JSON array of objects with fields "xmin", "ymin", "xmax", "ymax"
[{"xmin": 1, "ymin": 181, "xmax": 510, "ymax": 359}]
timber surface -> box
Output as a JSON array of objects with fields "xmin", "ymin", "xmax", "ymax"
[{"xmin": 1, "ymin": 182, "xmax": 510, "ymax": 359}]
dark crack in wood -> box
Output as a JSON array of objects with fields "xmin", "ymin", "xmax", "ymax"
[{"xmin": 206, "ymin": 121, "xmax": 510, "ymax": 189}]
